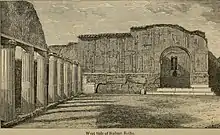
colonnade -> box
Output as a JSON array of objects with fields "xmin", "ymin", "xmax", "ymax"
[{"xmin": 0, "ymin": 35, "xmax": 82, "ymax": 122}]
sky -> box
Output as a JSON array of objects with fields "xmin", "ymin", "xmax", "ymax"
[{"xmin": 29, "ymin": 0, "xmax": 220, "ymax": 57}]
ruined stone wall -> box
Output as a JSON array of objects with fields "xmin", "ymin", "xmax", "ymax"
[
  {"xmin": 78, "ymin": 33, "xmax": 156, "ymax": 93},
  {"xmin": 78, "ymin": 33, "xmax": 133, "ymax": 73},
  {"xmin": 131, "ymin": 24, "xmax": 209, "ymax": 87},
  {"xmin": 78, "ymin": 24, "xmax": 209, "ymax": 93},
  {"xmin": 49, "ymin": 42, "xmax": 78, "ymax": 61},
  {"xmin": 208, "ymin": 51, "xmax": 220, "ymax": 95}
]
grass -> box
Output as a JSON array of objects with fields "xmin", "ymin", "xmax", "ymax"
[{"xmin": 13, "ymin": 94, "xmax": 220, "ymax": 128}]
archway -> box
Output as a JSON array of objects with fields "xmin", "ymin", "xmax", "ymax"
[{"xmin": 160, "ymin": 46, "xmax": 191, "ymax": 88}]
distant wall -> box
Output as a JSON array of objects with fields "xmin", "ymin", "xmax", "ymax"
[
  {"xmin": 78, "ymin": 34, "xmax": 133, "ymax": 73},
  {"xmin": 208, "ymin": 51, "xmax": 220, "ymax": 95},
  {"xmin": 1, "ymin": 1, "xmax": 47, "ymax": 49},
  {"xmin": 49, "ymin": 42, "xmax": 79, "ymax": 61},
  {"xmin": 78, "ymin": 24, "xmax": 209, "ymax": 93}
]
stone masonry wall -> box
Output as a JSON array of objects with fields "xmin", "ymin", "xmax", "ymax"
[
  {"xmin": 78, "ymin": 24, "xmax": 209, "ymax": 93},
  {"xmin": 49, "ymin": 42, "xmax": 79, "ymax": 61},
  {"xmin": 130, "ymin": 24, "xmax": 209, "ymax": 87}
]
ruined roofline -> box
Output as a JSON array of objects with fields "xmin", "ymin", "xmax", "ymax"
[
  {"xmin": 49, "ymin": 45, "xmax": 66, "ymax": 47},
  {"xmin": 208, "ymin": 51, "xmax": 220, "ymax": 67},
  {"xmin": 78, "ymin": 32, "xmax": 132, "ymax": 39},
  {"xmin": 49, "ymin": 42, "xmax": 78, "ymax": 47},
  {"xmin": 130, "ymin": 24, "xmax": 206, "ymax": 39},
  {"xmin": 78, "ymin": 24, "xmax": 206, "ymax": 41}
]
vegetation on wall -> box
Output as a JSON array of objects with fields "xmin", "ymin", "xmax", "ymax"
[
  {"xmin": 1, "ymin": 1, "xmax": 47, "ymax": 49},
  {"xmin": 208, "ymin": 51, "xmax": 220, "ymax": 95}
]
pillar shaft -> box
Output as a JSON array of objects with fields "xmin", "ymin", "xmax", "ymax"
[
  {"xmin": 0, "ymin": 40, "xmax": 16, "ymax": 122},
  {"xmin": 57, "ymin": 58, "xmax": 64, "ymax": 100},
  {"xmin": 72, "ymin": 64, "xmax": 78, "ymax": 95},
  {"xmin": 21, "ymin": 47, "xmax": 35, "ymax": 114},
  {"xmin": 36, "ymin": 54, "xmax": 47, "ymax": 107},
  {"xmin": 68, "ymin": 63, "xmax": 73, "ymax": 96},
  {"xmin": 78, "ymin": 65, "xmax": 82, "ymax": 94},
  {"xmin": 48, "ymin": 56, "xmax": 57, "ymax": 103},
  {"xmin": 63, "ymin": 62, "xmax": 69, "ymax": 98}
]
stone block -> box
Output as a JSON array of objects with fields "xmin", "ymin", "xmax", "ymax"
[{"xmin": 83, "ymin": 83, "xmax": 96, "ymax": 94}]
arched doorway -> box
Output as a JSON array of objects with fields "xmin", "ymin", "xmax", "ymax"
[{"xmin": 160, "ymin": 46, "xmax": 191, "ymax": 88}]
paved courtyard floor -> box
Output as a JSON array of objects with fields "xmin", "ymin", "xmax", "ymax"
[{"xmin": 13, "ymin": 94, "xmax": 220, "ymax": 128}]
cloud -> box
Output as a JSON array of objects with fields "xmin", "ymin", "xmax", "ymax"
[
  {"xmin": 31, "ymin": 0, "xmax": 220, "ymax": 57},
  {"xmin": 173, "ymin": 0, "xmax": 220, "ymax": 23},
  {"xmin": 143, "ymin": 1, "xmax": 192, "ymax": 15}
]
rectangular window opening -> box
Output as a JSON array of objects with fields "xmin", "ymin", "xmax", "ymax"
[
  {"xmin": 174, "ymin": 57, "xmax": 178, "ymax": 70},
  {"xmin": 171, "ymin": 56, "xmax": 178, "ymax": 70},
  {"xmin": 171, "ymin": 56, "xmax": 174, "ymax": 70}
]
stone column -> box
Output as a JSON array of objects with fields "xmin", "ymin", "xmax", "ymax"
[
  {"xmin": 36, "ymin": 52, "xmax": 48, "ymax": 107},
  {"xmin": 72, "ymin": 63, "xmax": 78, "ymax": 96},
  {"xmin": 68, "ymin": 62, "xmax": 73, "ymax": 96},
  {"xmin": 63, "ymin": 61, "xmax": 69, "ymax": 98},
  {"xmin": 48, "ymin": 55, "xmax": 57, "ymax": 103},
  {"xmin": 21, "ymin": 47, "xmax": 35, "ymax": 114},
  {"xmin": 0, "ymin": 40, "xmax": 16, "ymax": 122},
  {"xmin": 57, "ymin": 58, "xmax": 64, "ymax": 100},
  {"xmin": 78, "ymin": 65, "xmax": 82, "ymax": 94}
]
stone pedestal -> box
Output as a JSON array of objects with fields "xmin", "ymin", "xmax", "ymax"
[
  {"xmin": 83, "ymin": 83, "xmax": 96, "ymax": 94},
  {"xmin": 0, "ymin": 40, "xmax": 16, "ymax": 121},
  {"xmin": 141, "ymin": 89, "xmax": 145, "ymax": 95},
  {"xmin": 21, "ymin": 47, "xmax": 35, "ymax": 114},
  {"xmin": 36, "ymin": 53, "xmax": 47, "ymax": 107},
  {"xmin": 83, "ymin": 76, "xmax": 95, "ymax": 94},
  {"xmin": 48, "ymin": 56, "xmax": 57, "ymax": 103},
  {"xmin": 57, "ymin": 58, "xmax": 64, "ymax": 100}
]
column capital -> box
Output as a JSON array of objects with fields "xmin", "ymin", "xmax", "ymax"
[
  {"xmin": 22, "ymin": 46, "xmax": 34, "ymax": 53},
  {"xmin": 49, "ymin": 52, "xmax": 59, "ymax": 57},
  {"xmin": 37, "ymin": 50, "xmax": 48, "ymax": 58},
  {"xmin": 2, "ymin": 39, "xmax": 17, "ymax": 48},
  {"xmin": 73, "ymin": 61, "xmax": 79, "ymax": 65},
  {"xmin": 49, "ymin": 55, "xmax": 57, "ymax": 61}
]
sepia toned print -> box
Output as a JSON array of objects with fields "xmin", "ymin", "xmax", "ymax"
[{"xmin": 1, "ymin": 0, "xmax": 220, "ymax": 129}]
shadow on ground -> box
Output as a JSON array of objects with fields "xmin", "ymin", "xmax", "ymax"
[
  {"xmin": 13, "ymin": 96, "xmax": 203, "ymax": 128},
  {"xmin": 96, "ymin": 104, "xmax": 200, "ymax": 128},
  {"xmin": 42, "ymin": 108, "xmax": 103, "ymax": 116},
  {"xmin": 54, "ymin": 103, "xmax": 111, "ymax": 109},
  {"xmin": 31, "ymin": 115, "xmax": 96, "ymax": 123},
  {"xmin": 65, "ymin": 100, "xmax": 116, "ymax": 104},
  {"xmin": 138, "ymin": 97, "xmax": 185, "ymax": 108}
]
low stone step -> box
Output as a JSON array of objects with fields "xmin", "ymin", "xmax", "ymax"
[
  {"xmin": 145, "ymin": 91, "xmax": 215, "ymax": 95},
  {"xmin": 157, "ymin": 88, "xmax": 212, "ymax": 93}
]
